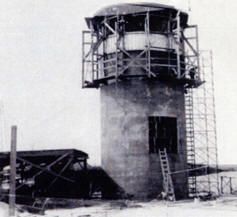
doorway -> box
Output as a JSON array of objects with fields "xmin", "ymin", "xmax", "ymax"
[{"xmin": 148, "ymin": 116, "xmax": 178, "ymax": 154}]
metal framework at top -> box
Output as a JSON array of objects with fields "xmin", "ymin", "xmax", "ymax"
[{"xmin": 82, "ymin": 10, "xmax": 201, "ymax": 88}]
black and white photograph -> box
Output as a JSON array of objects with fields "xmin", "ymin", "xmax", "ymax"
[{"xmin": 0, "ymin": 0, "xmax": 237, "ymax": 216}]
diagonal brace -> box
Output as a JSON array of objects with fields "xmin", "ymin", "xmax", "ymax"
[{"xmin": 17, "ymin": 156, "xmax": 75, "ymax": 183}]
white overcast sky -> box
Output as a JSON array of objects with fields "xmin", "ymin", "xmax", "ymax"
[{"xmin": 0, "ymin": 0, "xmax": 236, "ymax": 165}]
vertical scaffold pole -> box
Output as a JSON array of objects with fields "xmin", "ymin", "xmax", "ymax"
[
  {"xmin": 115, "ymin": 13, "xmax": 119, "ymax": 82},
  {"xmin": 82, "ymin": 31, "xmax": 85, "ymax": 88},
  {"xmin": 145, "ymin": 10, "xmax": 151, "ymax": 78},
  {"xmin": 176, "ymin": 10, "xmax": 181, "ymax": 78}
]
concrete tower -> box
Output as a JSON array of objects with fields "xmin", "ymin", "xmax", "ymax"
[{"xmin": 82, "ymin": 3, "xmax": 201, "ymax": 199}]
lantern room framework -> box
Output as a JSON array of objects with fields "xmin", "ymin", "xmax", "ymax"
[{"xmin": 82, "ymin": 7, "xmax": 201, "ymax": 88}]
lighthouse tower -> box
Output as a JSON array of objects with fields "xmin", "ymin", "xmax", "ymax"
[{"xmin": 82, "ymin": 3, "xmax": 201, "ymax": 199}]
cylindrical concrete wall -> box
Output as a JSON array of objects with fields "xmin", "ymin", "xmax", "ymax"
[{"xmin": 101, "ymin": 80, "xmax": 188, "ymax": 199}]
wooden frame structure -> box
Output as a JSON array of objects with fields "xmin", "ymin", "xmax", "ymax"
[{"xmin": 0, "ymin": 149, "xmax": 89, "ymax": 202}]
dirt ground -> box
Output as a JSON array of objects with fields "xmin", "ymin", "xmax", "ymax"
[{"xmin": 1, "ymin": 195, "xmax": 237, "ymax": 217}]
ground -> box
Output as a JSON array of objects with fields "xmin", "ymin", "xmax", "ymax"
[
  {"xmin": 1, "ymin": 170, "xmax": 237, "ymax": 217},
  {"xmin": 1, "ymin": 196, "xmax": 237, "ymax": 217}
]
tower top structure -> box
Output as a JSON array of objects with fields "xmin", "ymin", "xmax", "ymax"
[{"xmin": 82, "ymin": 2, "xmax": 201, "ymax": 88}]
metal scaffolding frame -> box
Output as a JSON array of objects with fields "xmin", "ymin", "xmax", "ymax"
[
  {"xmin": 82, "ymin": 10, "xmax": 201, "ymax": 88},
  {"xmin": 186, "ymin": 50, "xmax": 219, "ymax": 197}
]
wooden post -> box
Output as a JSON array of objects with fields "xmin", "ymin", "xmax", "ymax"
[
  {"xmin": 9, "ymin": 126, "xmax": 17, "ymax": 217},
  {"xmin": 220, "ymin": 176, "xmax": 223, "ymax": 194},
  {"xmin": 230, "ymin": 177, "xmax": 233, "ymax": 194}
]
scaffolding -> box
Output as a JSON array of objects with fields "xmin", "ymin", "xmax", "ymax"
[
  {"xmin": 186, "ymin": 50, "xmax": 219, "ymax": 197},
  {"xmin": 82, "ymin": 10, "xmax": 202, "ymax": 88}
]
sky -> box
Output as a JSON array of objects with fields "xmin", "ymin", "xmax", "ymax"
[{"xmin": 0, "ymin": 0, "xmax": 236, "ymax": 165}]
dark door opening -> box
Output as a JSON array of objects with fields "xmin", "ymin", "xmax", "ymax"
[{"xmin": 149, "ymin": 116, "xmax": 178, "ymax": 154}]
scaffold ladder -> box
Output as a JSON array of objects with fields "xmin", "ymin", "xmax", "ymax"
[
  {"xmin": 185, "ymin": 88, "xmax": 197, "ymax": 197},
  {"xmin": 159, "ymin": 148, "xmax": 176, "ymax": 201}
]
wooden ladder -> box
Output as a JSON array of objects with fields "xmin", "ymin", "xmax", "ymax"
[{"xmin": 159, "ymin": 148, "xmax": 176, "ymax": 201}]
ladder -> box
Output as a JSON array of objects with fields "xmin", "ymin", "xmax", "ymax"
[
  {"xmin": 185, "ymin": 88, "xmax": 197, "ymax": 197},
  {"xmin": 159, "ymin": 148, "xmax": 176, "ymax": 201}
]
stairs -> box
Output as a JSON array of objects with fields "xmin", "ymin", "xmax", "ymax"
[{"xmin": 159, "ymin": 148, "xmax": 176, "ymax": 201}]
